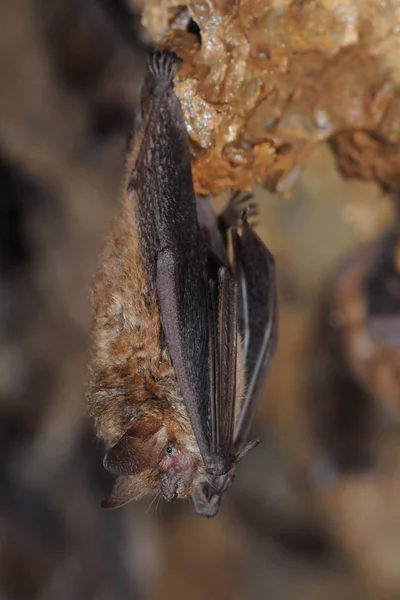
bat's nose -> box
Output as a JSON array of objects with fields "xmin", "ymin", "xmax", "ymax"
[
  {"xmin": 160, "ymin": 477, "xmax": 178, "ymax": 502},
  {"xmin": 162, "ymin": 490, "xmax": 177, "ymax": 502}
]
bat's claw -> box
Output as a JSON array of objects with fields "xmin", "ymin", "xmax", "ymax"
[{"xmin": 218, "ymin": 191, "xmax": 259, "ymax": 231}]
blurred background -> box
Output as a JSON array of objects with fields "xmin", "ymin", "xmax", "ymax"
[{"xmin": 1, "ymin": 1, "xmax": 400, "ymax": 599}]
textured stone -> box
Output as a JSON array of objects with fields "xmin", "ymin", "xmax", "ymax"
[{"xmin": 137, "ymin": 0, "xmax": 400, "ymax": 197}]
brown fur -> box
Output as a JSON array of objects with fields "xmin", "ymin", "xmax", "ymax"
[
  {"xmin": 88, "ymin": 188, "xmax": 199, "ymax": 444},
  {"xmin": 86, "ymin": 184, "xmax": 209, "ymax": 502}
]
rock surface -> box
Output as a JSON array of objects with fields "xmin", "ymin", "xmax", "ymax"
[{"xmin": 133, "ymin": 0, "xmax": 400, "ymax": 198}]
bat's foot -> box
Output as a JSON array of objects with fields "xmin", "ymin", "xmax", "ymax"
[
  {"xmin": 192, "ymin": 491, "xmax": 220, "ymax": 518},
  {"xmin": 191, "ymin": 472, "xmax": 235, "ymax": 517},
  {"xmin": 218, "ymin": 191, "xmax": 259, "ymax": 231}
]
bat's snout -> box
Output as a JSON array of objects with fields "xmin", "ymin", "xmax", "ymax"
[
  {"xmin": 159, "ymin": 473, "xmax": 179, "ymax": 502},
  {"xmin": 162, "ymin": 490, "xmax": 177, "ymax": 502}
]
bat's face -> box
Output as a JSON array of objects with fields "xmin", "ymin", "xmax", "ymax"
[
  {"xmin": 102, "ymin": 411, "xmax": 208, "ymax": 508},
  {"xmin": 157, "ymin": 438, "xmax": 202, "ymax": 500}
]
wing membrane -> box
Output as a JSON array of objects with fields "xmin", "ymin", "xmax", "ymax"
[{"xmin": 234, "ymin": 217, "xmax": 278, "ymax": 449}]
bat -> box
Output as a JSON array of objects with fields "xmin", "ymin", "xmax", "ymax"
[
  {"xmin": 364, "ymin": 203, "xmax": 400, "ymax": 350},
  {"xmin": 87, "ymin": 49, "xmax": 278, "ymax": 517}
]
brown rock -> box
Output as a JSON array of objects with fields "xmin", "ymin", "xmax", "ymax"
[{"xmin": 138, "ymin": 0, "xmax": 400, "ymax": 195}]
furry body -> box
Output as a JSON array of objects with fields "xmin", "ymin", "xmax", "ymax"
[{"xmin": 87, "ymin": 50, "xmax": 277, "ymax": 515}]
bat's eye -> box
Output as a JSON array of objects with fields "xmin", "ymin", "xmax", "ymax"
[{"xmin": 165, "ymin": 443, "xmax": 175, "ymax": 455}]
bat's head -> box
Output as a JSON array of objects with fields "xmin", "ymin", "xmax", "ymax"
[{"xmin": 102, "ymin": 416, "xmax": 205, "ymax": 508}]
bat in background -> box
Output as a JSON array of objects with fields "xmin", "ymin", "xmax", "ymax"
[
  {"xmin": 364, "ymin": 202, "xmax": 400, "ymax": 351},
  {"xmin": 87, "ymin": 49, "xmax": 278, "ymax": 517}
]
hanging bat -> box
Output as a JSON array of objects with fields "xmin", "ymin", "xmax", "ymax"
[
  {"xmin": 87, "ymin": 49, "xmax": 278, "ymax": 517},
  {"xmin": 364, "ymin": 202, "xmax": 400, "ymax": 351}
]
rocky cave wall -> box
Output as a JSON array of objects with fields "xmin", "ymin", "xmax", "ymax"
[{"xmin": 130, "ymin": 0, "xmax": 400, "ymax": 200}]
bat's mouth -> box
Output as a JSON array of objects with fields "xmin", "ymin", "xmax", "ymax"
[
  {"xmin": 161, "ymin": 488, "xmax": 177, "ymax": 502},
  {"xmin": 160, "ymin": 477, "xmax": 192, "ymax": 502}
]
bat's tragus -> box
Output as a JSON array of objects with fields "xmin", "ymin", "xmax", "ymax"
[{"xmin": 87, "ymin": 49, "xmax": 278, "ymax": 516}]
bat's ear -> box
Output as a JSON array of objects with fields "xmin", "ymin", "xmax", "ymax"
[
  {"xmin": 102, "ymin": 475, "xmax": 150, "ymax": 509},
  {"xmin": 103, "ymin": 424, "xmax": 167, "ymax": 476}
]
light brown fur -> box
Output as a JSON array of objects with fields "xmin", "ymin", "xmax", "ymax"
[{"xmin": 87, "ymin": 190, "xmax": 200, "ymax": 454}]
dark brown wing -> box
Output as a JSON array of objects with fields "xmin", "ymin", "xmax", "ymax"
[
  {"xmin": 157, "ymin": 248, "xmax": 237, "ymax": 476},
  {"xmin": 192, "ymin": 213, "xmax": 278, "ymax": 517},
  {"xmin": 208, "ymin": 264, "xmax": 237, "ymax": 462},
  {"xmin": 233, "ymin": 216, "xmax": 278, "ymax": 450}
]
